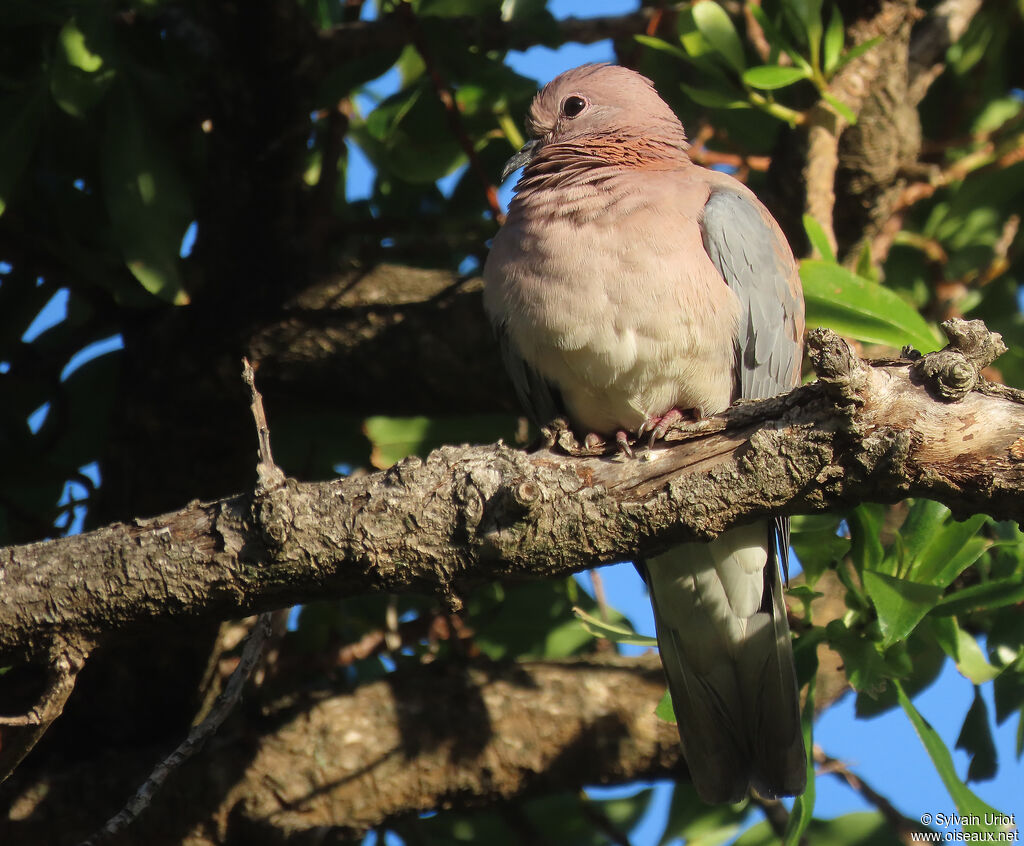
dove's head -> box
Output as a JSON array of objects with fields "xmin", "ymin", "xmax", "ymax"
[{"xmin": 501, "ymin": 64, "xmax": 689, "ymax": 181}]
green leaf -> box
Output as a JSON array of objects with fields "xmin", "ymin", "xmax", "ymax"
[
  {"xmin": 573, "ymin": 607, "xmax": 657, "ymax": 647},
  {"xmin": 471, "ymin": 580, "xmax": 612, "ymax": 660},
  {"xmin": 658, "ymin": 782, "xmax": 751, "ymax": 846},
  {"xmin": 855, "ymin": 628, "xmax": 946, "ymax": 717},
  {"xmin": 418, "ymin": 0, "xmax": 501, "ymax": 16},
  {"xmin": 359, "ymin": 81, "xmax": 465, "ymax": 183},
  {"xmin": 957, "ymin": 688, "xmax": 999, "ymax": 782},
  {"xmin": 781, "ymin": 0, "xmax": 823, "ymax": 54},
  {"xmin": 863, "ymin": 570, "xmax": 945, "ymax": 647},
  {"xmin": 742, "ymin": 65, "xmax": 809, "ymax": 90},
  {"xmin": 935, "ymin": 576, "xmax": 1024, "ymax": 616},
  {"xmin": 363, "ymin": 414, "xmax": 518, "ymax": 469},
  {"xmin": 736, "ymin": 812, "xmax": 903, "ymax": 846},
  {"xmin": 692, "ymin": 1, "xmax": 746, "ymax": 73},
  {"xmin": 364, "ymin": 415, "xmax": 431, "ymax": 468},
  {"xmin": 880, "ymin": 503, "xmax": 988, "ymax": 594},
  {"xmin": 680, "ymin": 81, "xmax": 751, "ymax": 110},
  {"xmin": 783, "ymin": 672, "xmax": 816, "ymax": 846},
  {"xmin": 932, "ymin": 617, "xmax": 1003, "ymax": 684},
  {"xmin": 854, "ymin": 239, "xmax": 877, "ymax": 281},
  {"xmin": 848, "ymin": 504, "xmax": 885, "ymax": 574},
  {"xmin": 790, "ymin": 514, "xmax": 849, "ymax": 586},
  {"xmin": 747, "ymin": 4, "xmax": 811, "ymax": 73},
  {"xmin": 895, "ymin": 500, "xmax": 955, "ymax": 578},
  {"xmin": 895, "ymin": 680, "xmax": 1009, "ymax": 831},
  {"xmin": 822, "ymin": 90, "xmax": 857, "ymax": 124},
  {"xmin": 655, "ymin": 689, "xmax": 676, "ymax": 724},
  {"xmin": 634, "ymin": 34, "xmax": 688, "ymax": 61},
  {"xmin": 58, "ymin": 16, "xmax": 104, "ymax": 72},
  {"xmin": 802, "ymin": 214, "xmax": 835, "ymax": 262},
  {"xmin": 801, "ymin": 259, "xmax": 942, "ymax": 351},
  {"xmin": 826, "ymin": 619, "xmax": 888, "ymax": 695},
  {"xmin": 823, "ymin": 4, "xmax": 844, "ymax": 75},
  {"xmin": 102, "ymin": 81, "xmax": 193, "ymax": 304},
  {"xmin": 830, "ymin": 35, "xmax": 884, "ymax": 75}
]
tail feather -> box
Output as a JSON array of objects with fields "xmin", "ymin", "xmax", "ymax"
[{"xmin": 644, "ymin": 520, "xmax": 806, "ymax": 803}]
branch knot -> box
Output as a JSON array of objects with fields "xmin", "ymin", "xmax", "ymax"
[{"xmin": 911, "ymin": 319, "xmax": 1006, "ymax": 402}]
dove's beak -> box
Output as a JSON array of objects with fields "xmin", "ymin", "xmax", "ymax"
[{"xmin": 501, "ymin": 139, "xmax": 541, "ymax": 182}]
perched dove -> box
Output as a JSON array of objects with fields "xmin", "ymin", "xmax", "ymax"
[{"xmin": 483, "ymin": 64, "xmax": 806, "ymax": 803}]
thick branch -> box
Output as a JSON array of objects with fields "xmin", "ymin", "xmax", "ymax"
[
  {"xmin": 2, "ymin": 323, "xmax": 1022, "ymax": 666},
  {"xmin": 247, "ymin": 264, "xmax": 518, "ymax": 416},
  {"xmin": 2, "ymin": 655, "xmax": 681, "ymax": 846}
]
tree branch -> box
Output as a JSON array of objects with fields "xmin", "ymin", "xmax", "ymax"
[
  {"xmin": 2, "ymin": 322, "xmax": 1022, "ymax": 671},
  {"xmin": 2, "ymin": 655, "xmax": 683, "ymax": 845},
  {"xmin": 316, "ymin": 6, "xmax": 678, "ymax": 64}
]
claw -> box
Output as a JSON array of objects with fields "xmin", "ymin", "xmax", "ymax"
[
  {"xmin": 615, "ymin": 430, "xmax": 634, "ymax": 458},
  {"xmin": 641, "ymin": 407, "xmax": 702, "ymax": 447},
  {"xmin": 649, "ymin": 408, "xmax": 685, "ymax": 445}
]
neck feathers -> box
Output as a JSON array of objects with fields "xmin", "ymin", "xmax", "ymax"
[{"xmin": 518, "ymin": 131, "xmax": 690, "ymax": 192}]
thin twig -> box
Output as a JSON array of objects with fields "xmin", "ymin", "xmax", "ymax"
[
  {"xmin": 78, "ymin": 360, "xmax": 287, "ymax": 843},
  {"xmin": 0, "ymin": 640, "xmax": 88, "ymax": 782},
  {"xmin": 814, "ymin": 746, "xmax": 933, "ymax": 841},
  {"xmin": 242, "ymin": 357, "xmax": 285, "ymax": 493},
  {"xmin": 750, "ymin": 794, "xmax": 790, "ymax": 841},
  {"xmin": 79, "ymin": 613, "xmax": 272, "ymax": 846}
]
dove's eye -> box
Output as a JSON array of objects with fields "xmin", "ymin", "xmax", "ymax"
[{"xmin": 562, "ymin": 96, "xmax": 587, "ymax": 118}]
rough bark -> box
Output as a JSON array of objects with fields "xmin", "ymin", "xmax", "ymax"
[
  {"xmin": 1, "ymin": 655, "xmax": 683, "ymax": 846},
  {"xmin": 3, "ymin": 323, "xmax": 1022, "ymax": 672},
  {"xmin": 247, "ymin": 265, "xmax": 518, "ymax": 417}
]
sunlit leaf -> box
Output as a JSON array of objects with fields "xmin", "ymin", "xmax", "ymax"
[
  {"xmin": 932, "ymin": 617, "xmax": 1003, "ymax": 685},
  {"xmin": 825, "ymin": 619, "xmax": 888, "ymax": 695},
  {"xmin": 655, "ymin": 689, "xmax": 676, "ymax": 723},
  {"xmin": 895, "ymin": 681, "xmax": 1009, "ymax": 831},
  {"xmin": 802, "ymin": 214, "xmax": 835, "ymax": 262},
  {"xmin": 742, "ymin": 65, "xmax": 809, "ymax": 90},
  {"xmin": 822, "ymin": 90, "xmax": 857, "ymax": 124},
  {"xmin": 634, "ymin": 34, "xmax": 688, "ymax": 60},
  {"xmin": 830, "ymin": 36, "xmax": 883, "ymax": 75},
  {"xmin": 102, "ymin": 82, "xmax": 193, "ymax": 304},
  {"xmin": 747, "ymin": 4, "xmax": 811, "ymax": 72},
  {"xmin": 783, "ymin": 666, "xmax": 816, "ymax": 846},
  {"xmin": 363, "ymin": 414, "xmax": 517, "ymax": 469},
  {"xmin": 573, "ymin": 606, "xmax": 657, "ymax": 647},
  {"xmin": 692, "ymin": 1, "xmax": 746, "ymax": 73},
  {"xmin": 823, "ymin": 4, "xmax": 844, "ymax": 75},
  {"xmin": 781, "ymin": 0, "xmax": 823, "ymax": 54},
  {"xmin": 848, "ymin": 504, "xmax": 885, "ymax": 574},
  {"xmin": 471, "ymin": 580, "xmax": 622, "ymax": 660},
  {"xmin": 790, "ymin": 514, "xmax": 849, "ymax": 587},
  {"xmin": 801, "ymin": 259, "xmax": 942, "ymax": 351},
  {"xmin": 863, "ymin": 570, "xmax": 945, "ymax": 647},
  {"xmin": 58, "ymin": 16, "xmax": 103, "ymax": 72},
  {"xmin": 934, "ymin": 576, "xmax": 1024, "ymax": 616}
]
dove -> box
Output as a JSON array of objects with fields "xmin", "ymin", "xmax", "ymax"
[{"xmin": 483, "ymin": 64, "xmax": 806, "ymax": 803}]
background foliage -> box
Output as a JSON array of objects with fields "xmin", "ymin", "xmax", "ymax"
[{"xmin": 1, "ymin": 0, "xmax": 1023, "ymax": 843}]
